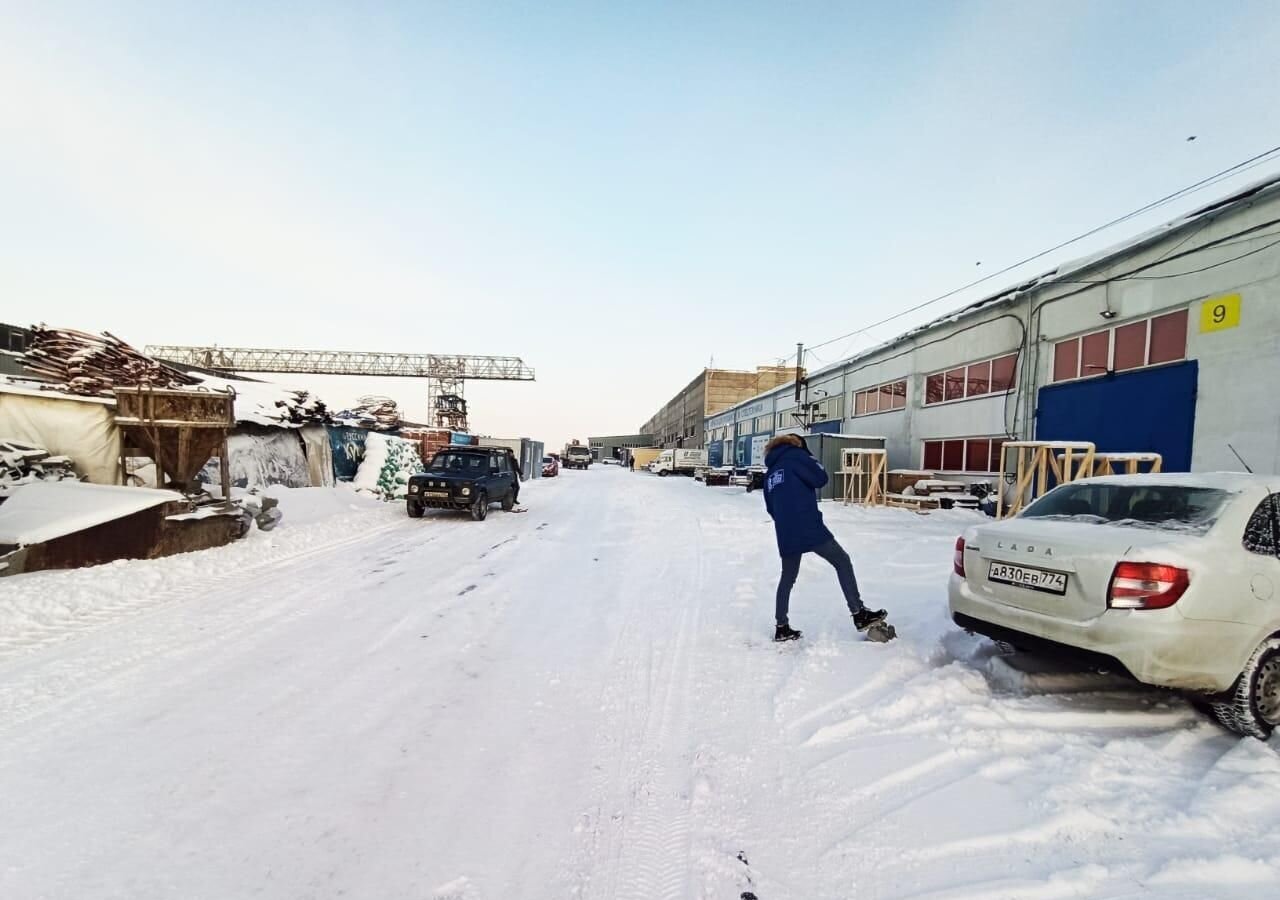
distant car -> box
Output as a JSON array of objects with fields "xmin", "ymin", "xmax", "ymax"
[
  {"xmin": 949, "ymin": 473, "xmax": 1280, "ymax": 738},
  {"xmin": 542, "ymin": 456, "xmax": 560, "ymax": 477},
  {"xmin": 602, "ymin": 457, "xmax": 620, "ymax": 465},
  {"xmin": 407, "ymin": 447, "xmax": 520, "ymax": 521}
]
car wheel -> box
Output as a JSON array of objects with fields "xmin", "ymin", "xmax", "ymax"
[
  {"xmin": 470, "ymin": 492, "xmax": 489, "ymax": 521},
  {"xmin": 502, "ymin": 489, "xmax": 516, "ymax": 511},
  {"xmin": 658, "ymin": 470, "xmax": 669, "ymax": 477},
  {"xmin": 1211, "ymin": 636, "xmax": 1280, "ymax": 739},
  {"xmin": 407, "ymin": 498, "xmax": 424, "ymax": 518}
]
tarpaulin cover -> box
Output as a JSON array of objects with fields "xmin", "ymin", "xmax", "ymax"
[
  {"xmin": 300, "ymin": 425, "xmax": 335, "ymax": 487},
  {"xmin": 0, "ymin": 481, "xmax": 179, "ymax": 544},
  {"xmin": 0, "ymin": 387, "xmax": 123, "ymax": 485},
  {"xmin": 201, "ymin": 428, "xmax": 309, "ymax": 490},
  {"xmin": 327, "ymin": 426, "xmax": 368, "ymax": 481}
]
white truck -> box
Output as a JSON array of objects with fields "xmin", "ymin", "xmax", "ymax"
[
  {"xmin": 651, "ymin": 448, "xmax": 708, "ymax": 477},
  {"xmin": 562, "ymin": 444, "xmax": 593, "ymax": 470}
]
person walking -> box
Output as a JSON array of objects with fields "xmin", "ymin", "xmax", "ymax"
[{"xmin": 762, "ymin": 434, "xmax": 886, "ymax": 642}]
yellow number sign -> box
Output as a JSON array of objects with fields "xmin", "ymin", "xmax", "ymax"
[{"xmin": 1199, "ymin": 293, "xmax": 1241, "ymax": 333}]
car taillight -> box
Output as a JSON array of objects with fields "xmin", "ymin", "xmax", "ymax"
[
  {"xmin": 1107, "ymin": 562, "xmax": 1190, "ymax": 610},
  {"xmin": 953, "ymin": 536, "xmax": 966, "ymax": 577}
]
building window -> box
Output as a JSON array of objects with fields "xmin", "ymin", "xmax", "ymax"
[
  {"xmin": 923, "ymin": 354, "xmax": 1018, "ymax": 406},
  {"xmin": 1052, "ymin": 308, "xmax": 1188, "ymax": 382},
  {"xmin": 852, "ymin": 379, "xmax": 907, "ymax": 417},
  {"xmin": 921, "ymin": 435, "xmax": 1007, "ymax": 473}
]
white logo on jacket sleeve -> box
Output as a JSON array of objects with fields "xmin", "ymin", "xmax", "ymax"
[{"xmin": 767, "ymin": 470, "xmax": 785, "ymax": 492}]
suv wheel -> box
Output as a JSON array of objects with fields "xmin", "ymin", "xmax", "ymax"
[
  {"xmin": 501, "ymin": 489, "xmax": 516, "ymax": 511},
  {"xmin": 1211, "ymin": 636, "xmax": 1280, "ymax": 739},
  {"xmin": 407, "ymin": 498, "xmax": 424, "ymax": 518},
  {"xmin": 470, "ymin": 492, "xmax": 489, "ymax": 521}
]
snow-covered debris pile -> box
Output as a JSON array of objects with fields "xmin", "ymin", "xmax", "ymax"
[
  {"xmin": 196, "ymin": 375, "xmax": 329, "ymax": 427},
  {"xmin": 335, "ymin": 395, "xmax": 401, "ymax": 431},
  {"xmin": 354, "ymin": 432, "xmax": 422, "ymax": 500},
  {"xmin": 21, "ymin": 327, "xmax": 199, "ymax": 395},
  {"xmin": 0, "ymin": 439, "xmax": 81, "ymax": 500}
]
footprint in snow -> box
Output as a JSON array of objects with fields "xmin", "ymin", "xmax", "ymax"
[{"xmin": 458, "ymin": 584, "xmax": 477, "ymax": 596}]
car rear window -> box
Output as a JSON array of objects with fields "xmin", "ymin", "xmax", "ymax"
[
  {"xmin": 1020, "ymin": 483, "xmax": 1231, "ymax": 535},
  {"xmin": 429, "ymin": 453, "xmax": 485, "ymax": 472}
]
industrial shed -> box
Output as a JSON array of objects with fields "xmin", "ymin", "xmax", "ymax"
[{"xmin": 704, "ymin": 174, "xmax": 1280, "ymax": 480}]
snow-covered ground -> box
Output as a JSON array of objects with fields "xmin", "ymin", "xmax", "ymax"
[{"xmin": 1, "ymin": 468, "xmax": 1278, "ymax": 899}]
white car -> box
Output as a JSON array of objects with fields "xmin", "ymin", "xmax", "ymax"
[{"xmin": 949, "ymin": 473, "xmax": 1280, "ymax": 739}]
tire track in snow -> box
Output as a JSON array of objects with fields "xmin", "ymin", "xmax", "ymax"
[
  {"xmin": 0, "ymin": 519, "xmax": 456, "ymax": 737},
  {"xmin": 0, "ymin": 512, "xmax": 409, "ymax": 660},
  {"xmin": 558, "ymin": 483, "xmax": 706, "ymax": 900}
]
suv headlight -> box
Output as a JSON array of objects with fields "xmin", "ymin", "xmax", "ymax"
[
  {"xmin": 460, "ymin": 486, "xmax": 471, "ymax": 496},
  {"xmin": 409, "ymin": 484, "xmax": 419, "ymax": 494}
]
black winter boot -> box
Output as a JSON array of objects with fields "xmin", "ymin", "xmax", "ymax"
[
  {"xmin": 774, "ymin": 623, "xmax": 803, "ymax": 642},
  {"xmin": 852, "ymin": 608, "xmax": 888, "ymax": 632}
]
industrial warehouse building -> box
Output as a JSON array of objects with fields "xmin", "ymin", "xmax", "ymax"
[
  {"xmin": 641, "ymin": 366, "xmax": 802, "ymax": 449},
  {"xmin": 705, "ymin": 175, "xmax": 1280, "ymax": 477},
  {"xmin": 587, "ymin": 434, "xmax": 655, "ymax": 463}
]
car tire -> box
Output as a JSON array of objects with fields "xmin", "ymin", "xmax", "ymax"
[
  {"xmin": 407, "ymin": 498, "xmax": 424, "ymax": 518},
  {"xmin": 502, "ymin": 489, "xmax": 515, "ymax": 511},
  {"xmin": 1211, "ymin": 636, "xmax": 1280, "ymax": 740},
  {"xmin": 470, "ymin": 492, "xmax": 489, "ymax": 521},
  {"xmin": 658, "ymin": 470, "xmax": 669, "ymax": 477}
]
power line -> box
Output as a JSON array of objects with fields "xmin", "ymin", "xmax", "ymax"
[{"xmin": 799, "ymin": 145, "xmax": 1280, "ymax": 357}]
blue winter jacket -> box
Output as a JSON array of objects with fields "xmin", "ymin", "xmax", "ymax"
[{"xmin": 763, "ymin": 442, "xmax": 834, "ymax": 557}]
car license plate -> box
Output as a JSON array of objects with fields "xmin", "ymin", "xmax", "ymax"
[
  {"xmin": 988, "ymin": 562, "xmax": 1068, "ymax": 595},
  {"xmin": 425, "ymin": 491, "xmax": 449, "ymax": 499}
]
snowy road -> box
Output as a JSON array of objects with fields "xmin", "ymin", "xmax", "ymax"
[{"xmin": 2, "ymin": 468, "xmax": 1279, "ymax": 899}]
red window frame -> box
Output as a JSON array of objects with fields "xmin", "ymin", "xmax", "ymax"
[
  {"xmin": 922, "ymin": 435, "xmax": 1007, "ymax": 473},
  {"xmin": 852, "ymin": 379, "xmax": 907, "ymax": 417},
  {"xmin": 923, "ymin": 353, "xmax": 1018, "ymax": 406},
  {"xmin": 1051, "ymin": 308, "xmax": 1188, "ymax": 383}
]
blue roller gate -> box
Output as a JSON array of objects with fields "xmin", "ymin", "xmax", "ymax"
[{"xmin": 1035, "ymin": 361, "xmax": 1198, "ymax": 472}]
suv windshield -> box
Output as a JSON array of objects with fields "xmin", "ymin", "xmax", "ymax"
[
  {"xmin": 429, "ymin": 453, "xmax": 487, "ymax": 473},
  {"xmin": 1021, "ymin": 483, "xmax": 1231, "ymax": 535}
]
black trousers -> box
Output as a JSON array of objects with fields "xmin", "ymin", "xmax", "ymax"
[{"xmin": 775, "ymin": 538, "xmax": 863, "ymax": 626}]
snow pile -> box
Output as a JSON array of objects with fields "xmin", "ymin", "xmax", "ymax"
[
  {"xmin": 0, "ymin": 485, "xmax": 397, "ymax": 654},
  {"xmin": 0, "ymin": 481, "xmax": 180, "ymax": 544},
  {"xmin": 194, "ymin": 375, "xmax": 328, "ymax": 427},
  {"xmin": 353, "ymin": 432, "xmax": 423, "ymax": 500},
  {"xmin": 0, "ymin": 439, "xmax": 80, "ymax": 498}
]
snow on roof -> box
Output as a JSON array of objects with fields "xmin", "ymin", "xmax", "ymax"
[
  {"xmin": 0, "ymin": 481, "xmax": 182, "ymax": 545},
  {"xmin": 713, "ymin": 171, "xmax": 1280, "ymax": 412},
  {"xmin": 190, "ymin": 374, "xmax": 320, "ymax": 428},
  {"xmin": 0, "ymin": 377, "xmax": 116, "ymax": 406}
]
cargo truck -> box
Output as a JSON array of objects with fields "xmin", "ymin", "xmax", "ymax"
[
  {"xmin": 651, "ymin": 448, "xmax": 707, "ymax": 477},
  {"xmin": 563, "ymin": 443, "xmax": 593, "ymax": 470}
]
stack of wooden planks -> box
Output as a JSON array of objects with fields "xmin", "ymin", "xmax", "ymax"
[{"xmin": 21, "ymin": 327, "xmax": 199, "ymax": 396}]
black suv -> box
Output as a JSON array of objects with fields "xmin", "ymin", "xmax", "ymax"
[{"xmin": 407, "ymin": 447, "xmax": 520, "ymax": 521}]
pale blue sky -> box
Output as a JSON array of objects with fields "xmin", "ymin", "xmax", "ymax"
[{"xmin": 3, "ymin": 1, "xmax": 1279, "ymax": 448}]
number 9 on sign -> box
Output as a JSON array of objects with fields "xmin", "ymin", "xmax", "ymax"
[{"xmin": 1199, "ymin": 293, "xmax": 1241, "ymax": 333}]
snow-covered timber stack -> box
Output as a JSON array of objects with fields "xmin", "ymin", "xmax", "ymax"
[{"xmin": 21, "ymin": 327, "xmax": 200, "ymax": 395}]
